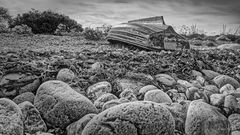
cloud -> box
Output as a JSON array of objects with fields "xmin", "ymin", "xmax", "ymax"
[{"xmin": 1, "ymin": 0, "xmax": 239, "ymax": 34}]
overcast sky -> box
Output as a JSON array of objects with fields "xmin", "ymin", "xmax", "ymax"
[{"xmin": 1, "ymin": 0, "xmax": 239, "ymax": 34}]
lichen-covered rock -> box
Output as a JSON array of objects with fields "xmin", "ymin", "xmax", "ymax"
[
  {"xmin": 34, "ymin": 80, "xmax": 97, "ymax": 129},
  {"xmin": 19, "ymin": 79, "xmax": 41, "ymax": 94},
  {"xmin": 94, "ymin": 93, "xmax": 118, "ymax": 110},
  {"xmin": 18, "ymin": 101, "xmax": 47, "ymax": 134},
  {"xmin": 220, "ymin": 84, "xmax": 235, "ymax": 94},
  {"xmin": 185, "ymin": 100, "xmax": 231, "ymax": 135},
  {"xmin": 119, "ymin": 89, "xmax": 137, "ymax": 101},
  {"xmin": 13, "ymin": 92, "xmax": 35, "ymax": 104},
  {"xmin": 0, "ymin": 98, "xmax": 24, "ymax": 135},
  {"xmin": 102, "ymin": 100, "xmax": 121, "ymax": 111},
  {"xmin": 82, "ymin": 101, "xmax": 175, "ymax": 135},
  {"xmin": 213, "ymin": 75, "xmax": 240, "ymax": 89},
  {"xmin": 202, "ymin": 69, "xmax": 221, "ymax": 80},
  {"xmin": 210, "ymin": 94, "xmax": 225, "ymax": 106},
  {"xmin": 155, "ymin": 74, "xmax": 176, "ymax": 86},
  {"xmin": 56, "ymin": 68, "xmax": 75, "ymax": 83},
  {"xmin": 87, "ymin": 81, "xmax": 112, "ymax": 100},
  {"xmin": 144, "ymin": 89, "xmax": 172, "ymax": 103},
  {"xmin": 228, "ymin": 113, "xmax": 240, "ymax": 131},
  {"xmin": 67, "ymin": 113, "xmax": 97, "ymax": 135},
  {"xmin": 162, "ymin": 103, "xmax": 187, "ymax": 133}
]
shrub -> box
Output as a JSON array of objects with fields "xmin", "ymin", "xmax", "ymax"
[
  {"xmin": 101, "ymin": 24, "xmax": 112, "ymax": 37},
  {"xmin": 54, "ymin": 23, "xmax": 82, "ymax": 36},
  {"xmin": 0, "ymin": 7, "xmax": 11, "ymax": 22},
  {"xmin": 0, "ymin": 23, "xmax": 9, "ymax": 33},
  {"xmin": 12, "ymin": 24, "xmax": 33, "ymax": 35},
  {"xmin": 54, "ymin": 23, "xmax": 68, "ymax": 36},
  {"xmin": 10, "ymin": 9, "xmax": 83, "ymax": 34},
  {"xmin": 83, "ymin": 27, "xmax": 104, "ymax": 41}
]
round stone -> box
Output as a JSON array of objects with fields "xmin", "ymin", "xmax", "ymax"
[{"xmin": 82, "ymin": 101, "xmax": 175, "ymax": 135}]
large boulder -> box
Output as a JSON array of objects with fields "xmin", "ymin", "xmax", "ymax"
[
  {"xmin": 18, "ymin": 101, "xmax": 47, "ymax": 134},
  {"xmin": 213, "ymin": 75, "xmax": 240, "ymax": 89},
  {"xmin": 67, "ymin": 113, "xmax": 97, "ymax": 135},
  {"xmin": 13, "ymin": 92, "xmax": 35, "ymax": 104},
  {"xmin": 185, "ymin": 100, "xmax": 231, "ymax": 135},
  {"xmin": 34, "ymin": 80, "xmax": 97, "ymax": 129},
  {"xmin": 82, "ymin": 101, "xmax": 175, "ymax": 135},
  {"xmin": 144, "ymin": 89, "xmax": 172, "ymax": 103},
  {"xmin": 0, "ymin": 98, "xmax": 24, "ymax": 135}
]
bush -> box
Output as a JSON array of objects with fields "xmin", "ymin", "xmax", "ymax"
[
  {"xmin": 83, "ymin": 27, "xmax": 104, "ymax": 41},
  {"xmin": 101, "ymin": 24, "xmax": 112, "ymax": 37},
  {"xmin": 12, "ymin": 24, "xmax": 33, "ymax": 35},
  {"xmin": 54, "ymin": 23, "xmax": 82, "ymax": 36},
  {"xmin": 0, "ymin": 23, "xmax": 9, "ymax": 33},
  {"xmin": 0, "ymin": 7, "xmax": 11, "ymax": 22},
  {"xmin": 10, "ymin": 9, "xmax": 83, "ymax": 34},
  {"xmin": 54, "ymin": 23, "xmax": 68, "ymax": 36}
]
